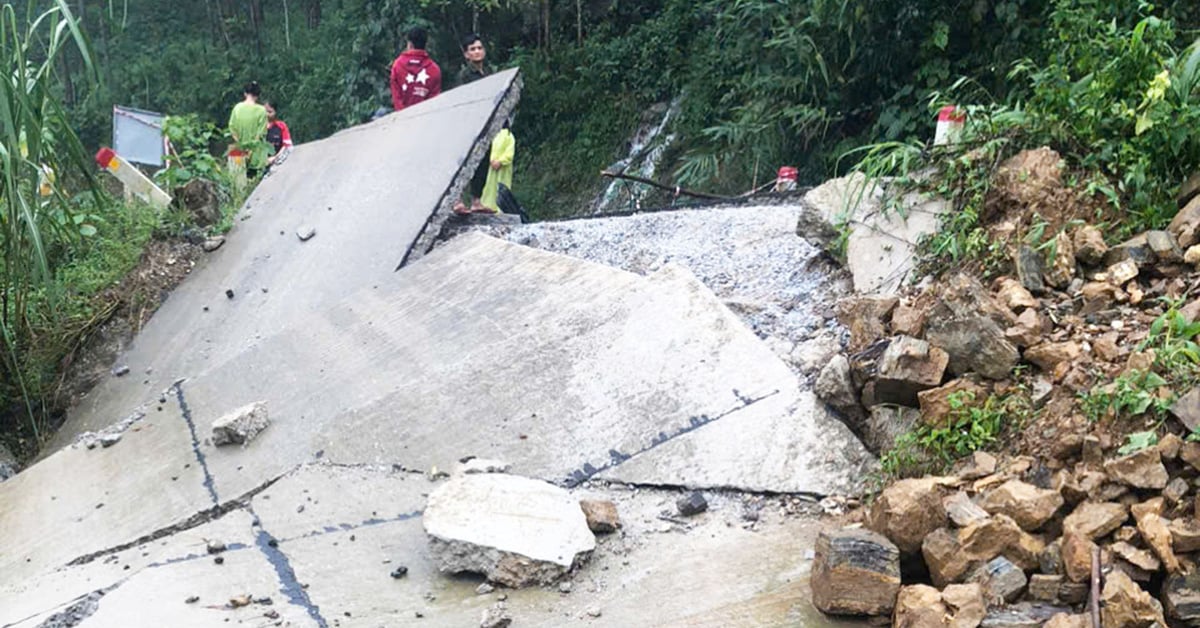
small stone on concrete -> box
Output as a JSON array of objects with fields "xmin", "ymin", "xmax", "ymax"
[
  {"xmin": 677, "ymin": 492, "xmax": 708, "ymax": 517},
  {"xmin": 211, "ymin": 401, "xmax": 270, "ymax": 446},
  {"xmin": 225, "ymin": 289, "xmax": 235, "ymax": 299},
  {"xmin": 98, "ymin": 433, "xmax": 122, "ymax": 448},
  {"xmin": 579, "ymin": 499, "xmax": 620, "ymax": 533},
  {"xmin": 206, "ymin": 539, "xmax": 227, "ymax": 554},
  {"xmin": 475, "ymin": 582, "xmax": 494, "ymax": 595},
  {"xmin": 202, "ymin": 236, "xmax": 225, "ymax": 252},
  {"xmin": 297, "ymin": 225, "xmax": 317, "ymax": 241},
  {"xmin": 390, "ymin": 566, "xmax": 409, "ymax": 579},
  {"xmin": 185, "ymin": 596, "xmax": 199, "ymax": 604},
  {"xmin": 457, "ymin": 458, "xmax": 512, "ymax": 475},
  {"xmin": 558, "ymin": 581, "xmax": 572, "ymax": 594},
  {"xmin": 480, "ymin": 603, "xmax": 512, "ymax": 628},
  {"xmin": 111, "ymin": 365, "xmax": 130, "ymax": 377}
]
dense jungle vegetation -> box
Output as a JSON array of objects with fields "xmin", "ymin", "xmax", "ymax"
[{"xmin": 3, "ymin": 0, "xmax": 1200, "ymax": 458}]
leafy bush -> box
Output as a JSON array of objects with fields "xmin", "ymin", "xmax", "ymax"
[{"xmin": 880, "ymin": 391, "xmax": 1027, "ymax": 478}]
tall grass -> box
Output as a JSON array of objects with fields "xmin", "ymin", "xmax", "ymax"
[{"xmin": 0, "ymin": 0, "xmax": 101, "ymax": 441}]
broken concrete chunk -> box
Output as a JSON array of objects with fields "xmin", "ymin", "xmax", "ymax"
[
  {"xmin": 296, "ymin": 225, "xmax": 317, "ymax": 241},
  {"xmin": 480, "ymin": 603, "xmax": 513, "ymax": 628},
  {"xmin": 211, "ymin": 401, "xmax": 270, "ymax": 446},
  {"xmin": 676, "ymin": 492, "xmax": 708, "ymax": 516},
  {"xmin": 1105, "ymin": 447, "xmax": 1170, "ymax": 490},
  {"xmin": 424, "ymin": 474, "xmax": 595, "ymax": 587},
  {"xmin": 978, "ymin": 480, "xmax": 1063, "ymax": 531},
  {"xmin": 811, "ymin": 527, "xmax": 901, "ymax": 617},
  {"xmin": 98, "ymin": 433, "xmax": 122, "ymax": 448},
  {"xmin": 578, "ymin": 499, "xmax": 620, "ymax": 534}
]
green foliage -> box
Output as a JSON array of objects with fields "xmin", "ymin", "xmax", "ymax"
[
  {"xmin": 1080, "ymin": 369, "xmax": 1171, "ymax": 422},
  {"xmin": 1118, "ymin": 431, "xmax": 1159, "ymax": 455},
  {"xmin": 158, "ymin": 115, "xmax": 229, "ymax": 190},
  {"xmin": 880, "ymin": 391, "xmax": 1027, "ymax": 479}
]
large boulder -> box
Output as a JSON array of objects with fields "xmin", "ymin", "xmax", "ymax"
[
  {"xmin": 424, "ymin": 474, "xmax": 596, "ymax": 587},
  {"xmin": 811, "ymin": 528, "xmax": 901, "ymax": 616},
  {"xmin": 874, "ymin": 335, "xmax": 949, "ymax": 407},
  {"xmin": 978, "ymin": 480, "xmax": 1064, "ymax": 531},
  {"xmin": 923, "ymin": 275, "xmax": 1019, "ymax": 380},
  {"xmin": 867, "ymin": 477, "xmax": 949, "ymax": 555}
]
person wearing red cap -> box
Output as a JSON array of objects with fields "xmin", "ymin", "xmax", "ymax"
[{"xmin": 390, "ymin": 27, "xmax": 442, "ymax": 111}]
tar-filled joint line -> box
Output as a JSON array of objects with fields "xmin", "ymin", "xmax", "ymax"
[{"xmin": 173, "ymin": 383, "xmax": 220, "ymax": 505}]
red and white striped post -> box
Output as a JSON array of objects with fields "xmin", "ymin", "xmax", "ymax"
[{"xmin": 935, "ymin": 106, "xmax": 966, "ymax": 146}]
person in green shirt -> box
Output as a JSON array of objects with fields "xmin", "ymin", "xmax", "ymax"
[{"xmin": 228, "ymin": 81, "xmax": 270, "ymax": 178}]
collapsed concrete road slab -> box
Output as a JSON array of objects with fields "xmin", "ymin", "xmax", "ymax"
[
  {"xmin": 424, "ymin": 474, "xmax": 596, "ymax": 586},
  {"xmin": 49, "ymin": 69, "xmax": 522, "ymax": 448},
  {"xmin": 122, "ymin": 233, "xmax": 871, "ymax": 502}
]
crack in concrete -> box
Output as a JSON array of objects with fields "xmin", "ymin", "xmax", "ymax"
[
  {"xmin": 172, "ymin": 382, "xmax": 220, "ymax": 505},
  {"xmin": 65, "ymin": 472, "xmax": 285, "ymax": 568},
  {"xmin": 278, "ymin": 510, "xmax": 423, "ymax": 544},
  {"xmin": 563, "ymin": 389, "xmax": 780, "ymax": 487},
  {"xmin": 24, "ymin": 582, "xmax": 121, "ymax": 628},
  {"xmin": 248, "ymin": 506, "xmax": 330, "ymax": 628}
]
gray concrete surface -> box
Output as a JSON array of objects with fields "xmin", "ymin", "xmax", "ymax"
[
  {"xmin": 48, "ymin": 69, "xmax": 522, "ymax": 449},
  {"xmin": 2, "ymin": 464, "xmax": 866, "ymax": 628}
]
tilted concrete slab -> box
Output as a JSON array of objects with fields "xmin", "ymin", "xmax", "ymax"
[
  {"xmin": 49, "ymin": 69, "xmax": 522, "ymax": 449},
  {"xmin": 130, "ymin": 233, "xmax": 871, "ymax": 502}
]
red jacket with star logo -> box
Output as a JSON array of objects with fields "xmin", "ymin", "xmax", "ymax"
[{"xmin": 390, "ymin": 49, "xmax": 442, "ymax": 111}]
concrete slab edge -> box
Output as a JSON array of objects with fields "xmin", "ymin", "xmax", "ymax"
[{"xmin": 402, "ymin": 70, "xmax": 525, "ymax": 268}]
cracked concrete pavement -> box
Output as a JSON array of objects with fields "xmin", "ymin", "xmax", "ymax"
[{"xmin": 0, "ymin": 68, "xmax": 874, "ymax": 626}]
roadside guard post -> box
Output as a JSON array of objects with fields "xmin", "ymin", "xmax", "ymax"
[
  {"xmin": 775, "ymin": 166, "xmax": 799, "ymax": 192},
  {"xmin": 227, "ymin": 148, "xmax": 248, "ymax": 193},
  {"xmin": 934, "ymin": 106, "xmax": 966, "ymax": 146},
  {"xmin": 95, "ymin": 147, "xmax": 172, "ymax": 209}
]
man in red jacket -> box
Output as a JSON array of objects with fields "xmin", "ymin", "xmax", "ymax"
[{"xmin": 390, "ymin": 27, "xmax": 442, "ymax": 111}]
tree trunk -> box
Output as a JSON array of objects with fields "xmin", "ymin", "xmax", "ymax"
[
  {"xmin": 576, "ymin": 0, "xmax": 582, "ymax": 46},
  {"xmin": 542, "ymin": 0, "xmax": 551, "ymax": 51},
  {"xmin": 283, "ymin": 0, "xmax": 292, "ymax": 48},
  {"xmin": 305, "ymin": 0, "xmax": 321, "ymax": 29}
]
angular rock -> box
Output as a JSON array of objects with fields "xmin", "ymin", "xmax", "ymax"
[
  {"xmin": 1105, "ymin": 234, "xmax": 1157, "ymax": 268},
  {"xmin": 480, "ymin": 604, "xmax": 513, "ymax": 628},
  {"xmin": 424, "ymin": 474, "xmax": 596, "ymax": 587},
  {"xmin": 925, "ymin": 319, "xmax": 1019, "ymax": 381},
  {"xmin": 1171, "ymin": 386, "xmax": 1200, "ymax": 433},
  {"xmin": 1147, "ymin": 230, "xmax": 1184, "ymax": 263},
  {"xmin": 676, "ymin": 492, "xmax": 708, "ymax": 516},
  {"xmin": 211, "ymin": 401, "xmax": 270, "ymax": 446},
  {"xmin": 1159, "ymin": 433, "xmax": 1184, "ymax": 460},
  {"xmin": 1040, "ymin": 540, "xmax": 1064, "ymax": 575},
  {"xmin": 1061, "ymin": 532, "xmax": 1096, "ymax": 584},
  {"xmin": 815, "ymin": 355, "xmax": 863, "ymax": 419},
  {"xmin": 924, "ymin": 515, "xmax": 1043, "ymax": 587},
  {"xmin": 1105, "ymin": 448, "xmax": 1169, "ymax": 490},
  {"xmin": 1164, "ymin": 477, "xmax": 1189, "ymax": 505},
  {"xmin": 1028, "ymin": 574, "xmax": 1063, "ymax": 602},
  {"xmin": 943, "ymin": 583, "xmax": 987, "ymax": 628},
  {"xmin": 994, "ymin": 277, "xmax": 1039, "ymax": 312},
  {"xmin": 957, "ymin": 451, "xmax": 998, "ymax": 481},
  {"xmin": 1024, "ymin": 342, "xmax": 1081, "ymax": 374},
  {"xmin": 1164, "ymin": 569, "xmax": 1200, "ymax": 626},
  {"xmin": 1170, "ymin": 195, "xmax": 1200, "ymax": 249},
  {"xmin": 1108, "ymin": 259, "xmax": 1140, "ymax": 285},
  {"xmin": 865, "ymin": 405, "xmax": 921, "ymax": 454},
  {"xmin": 919, "ymin": 379, "xmax": 986, "ymax": 428},
  {"xmin": 979, "ymin": 480, "xmax": 1064, "ymax": 531},
  {"xmin": 967, "ymin": 556, "xmax": 1027, "ymax": 603},
  {"xmin": 1110, "ymin": 541, "xmax": 1161, "ymax": 572},
  {"xmin": 867, "ymin": 477, "xmax": 948, "ymax": 555},
  {"xmin": 981, "ymin": 604, "xmax": 1075, "ymax": 628},
  {"xmin": 837, "ymin": 296, "xmax": 899, "ymax": 352},
  {"xmin": 944, "ymin": 492, "xmax": 990, "ymax": 527},
  {"xmin": 1136, "ymin": 511, "xmax": 1181, "ymax": 574},
  {"xmin": 1005, "ymin": 309, "xmax": 1044, "ymax": 348},
  {"xmin": 578, "ymin": 499, "xmax": 620, "ymax": 534},
  {"xmin": 874, "ymin": 336, "xmax": 949, "ymax": 407},
  {"xmin": 1102, "ymin": 570, "xmax": 1166, "ymax": 628},
  {"xmin": 1170, "ymin": 518, "xmax": 1200, "ymax": 553},
  {"xmin": 1182, "ymin": 442, "xmax": 1200, "ymax": 472},
  {"xmin": 1187, "ymin": 244, "xmax": 1200, "ymax": 268},
  {"xmin": 891, "ymin": 298, "xmax": 929, "ymax": 337},
  {"xmin": 1093, "ymin": 331, "xmax": 1124, "ymax": 362},
  {"xmin": 893, "ymin": 585, "xmax": 947, "ymax": 628},
  {"xmin": 1043, "ymin": 614, "xmax": 1088, "ymax": 628},
  {"xmin": 1080, "ymin": 282, "xmax": 1123, "ymax": 316},
  {"xmin": 1063, "ymin": 501, "xmax": 1128, "ymax": 540},
  {"xmin": 1074, "ymin": 225, "xmax": 1109, "ymax": 266},
  {"xmin": 924, "ymin": 527, "xmax": 976, "ymax": 588},
  {"xmin": 1016, "ymin": 246, "xmax": 1046, "ymax": 294},
  {"xmin": 1044, "ymin": 232, "xmax": 1076, "ymax": 288},
  {"xmin": 811, "ymin": 528, "xmax": 901, "ymax": 616},
  {"xmin": 202, "ymin": 235, "xmax": 226, "ymax": 252}
]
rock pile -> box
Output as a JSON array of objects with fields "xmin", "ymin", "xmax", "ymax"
[
  {"xmin": 812, "ymin": 440, "xmax": 1200, "ymax": 627},
  {"xmin": 816, "ymin": 204, "xmax": 1200, "ymax": 455}
]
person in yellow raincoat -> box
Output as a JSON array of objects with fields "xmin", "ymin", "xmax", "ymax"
[{"xmin": 480, "ymin": 120, "xmax": 514, "ymax": 212}]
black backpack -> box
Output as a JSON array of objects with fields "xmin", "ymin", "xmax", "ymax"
[{"xmin": 496, "ymin": 183, "xmax": 528, "ymax": 223}]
